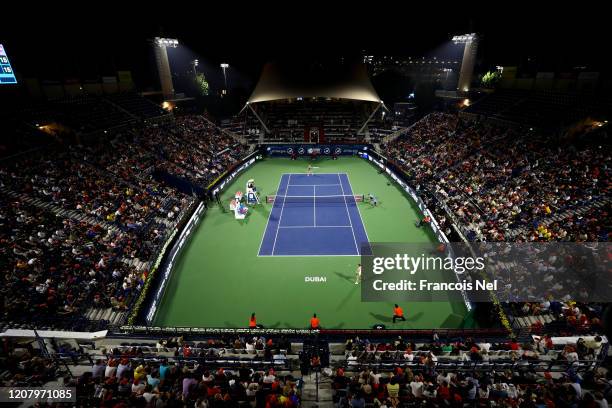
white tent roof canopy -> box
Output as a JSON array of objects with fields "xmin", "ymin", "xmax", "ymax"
[{"xmin": 247, "ymin": 62, "xmax": 381, "ymax": 104}]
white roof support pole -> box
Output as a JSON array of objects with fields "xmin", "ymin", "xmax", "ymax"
[
  {"xmin": 357, "ymin": 102, "xmax": 383, "ymax": 135},
  {"xmin": 247, "ymin": 103, "xmax": 271, "ymax": 134}
]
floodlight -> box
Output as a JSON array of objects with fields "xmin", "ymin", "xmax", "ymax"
[
  {"xmin": 220, "ymin": 64, "xmax": 229, "ymax": 92},
  {"xmin": 155, "ymin": 37, "xmax": 179, "ymax": 48},
  {"xmin": 452, "ymin": 33, "xmax": 476, "ymax": 44}
]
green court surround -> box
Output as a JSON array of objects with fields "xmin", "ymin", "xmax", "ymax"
[{"xmin": 154, "ymin": 157, "xmax": 472, "ymax": 329}]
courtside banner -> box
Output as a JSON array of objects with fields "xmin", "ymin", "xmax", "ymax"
[
  {"xmin": 264, "ymin": 144, "xmax": 368, "ymax": 156},
  {"xmin": 361, "ymin": 242, "xmax": 611, "ymax": 303}
]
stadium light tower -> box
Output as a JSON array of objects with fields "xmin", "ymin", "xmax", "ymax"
[
  {"xmin": 452, "ymin": 33, "xmax": 478, "ymax": 94},
  {"xmin": 220, "ymin": 63, "xmax": 229, "ymax": 94},
  {"xmin": 154, "ymin": 37, "xmax": 179, "ymax": 99},
  {"xmin": 192, "ymin": 59, "xmax": 199, "ymax": 82}
]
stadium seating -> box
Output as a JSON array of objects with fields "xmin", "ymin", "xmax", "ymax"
[
  {"xmin": 0, "ymin": 113, "xmax": 246, "ymax": 331},
  {"xmin": 1, "ymin": 330, "xmax": 607, "ymax": 407},
  {"xmin": 224, "ymin": 100, "xmax": 393, "ymax": 144},
  {"xmin": 47, "ymin": 96, "xmax": 137, "ymax": 133},
  {"xmin": 330, "ymin": 332, "xmax": 609, "ymax": 406},
  {"xmin": 1, "ymin": 95, "xmax": 609, "ymax": 407},
  {"xmin": 382, "ymin": 112, "xmax": 610, "ymax": 243},
  {"xmin": 106, "ymin": 92, "xmax": 169, "ymax": 120},
  {"xmin": 465, "ymin": 89, "xmax": 612, "ymax": 128}
]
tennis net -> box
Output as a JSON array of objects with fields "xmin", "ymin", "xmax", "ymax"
[{"xmin": 266, "ymin": 194, "xmax": 364, "ymax": 205}]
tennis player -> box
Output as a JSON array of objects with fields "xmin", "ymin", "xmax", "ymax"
[
  {"xmin": 355, "ymin": 263, "xmax": 362, "ymax": 285},
  {"xmin": 307, "ymin": 164, "xmax": 313, "ymax": 176}
]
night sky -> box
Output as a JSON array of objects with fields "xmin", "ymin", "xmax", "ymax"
[{"xmin": 1, "ymin": 5, "xmax": 608, "ymax": 94}]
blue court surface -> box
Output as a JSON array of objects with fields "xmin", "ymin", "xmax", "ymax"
[{"xmin": 258, "ymin": 173, "xmax": 371, "ymax": 256}]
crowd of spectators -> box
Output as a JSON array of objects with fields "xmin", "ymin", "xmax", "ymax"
[
  {"xmin": 77, "ymin": 361, "xmax": 301, "ymax": 407},
  {"xmin": 117, "ymin": 335, "xmax": 294, "ymax": 359},
  {"xmin": 74, "ymin": 334, "xmax": 299, "ymax": 407},
  {"xmin": 381, "ymin": 112, "xmax": 610, "ymax": 336},
  {"xmin": 507, "ymin": 301, "xmax": 606, "ymax": 335},
  {"xmin": 333, "ymin": 363, "xmax": 611, "ymax": 408},
  {"xmin": 0, "ymin": 115, "xmax": 247, "ymax": 329},
  {"xmin": 1, "ymin": 106, "xmax": 610, "ymax": 407},
  {"xmin": 342, "ymin": 334, "xmax": 605, "ymax": 366},
  {"xmin": 0, "ymin": 196, "xmax": 137, "ymax": 324},
  {"xmin": 384, "ymin": 112, "xmax": 611, "ymax": 344},
  {"xmin": 0, "ymin": 337, "xmax": 59, "ymax": 388},
  {"xmin": 382, "ymin": 113, "xmax": 610, "ymax": 242},
  {"xmin": 335, "ymin": 335, "xmax": 609, "ymax": 408},
  {"xmin": 139, "ymin": 116, "xmax": 248, "ymax": 187}
]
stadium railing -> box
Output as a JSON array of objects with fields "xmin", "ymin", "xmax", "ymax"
[
  {"xmin": 363, "ymin": 149, "xmax": 519, "ymax": 333},
  {"xmin": 130, "ymin": 200, "xmax": 206, "ymax": 326},
  {"xmin": 133, "ymin": 151, "xmax": 259, "ymax": 327},
  {"xmin": 207, "ymin": 150, "xmax": 259, "ymax": 198},
  {"xmin": 114, "ymin": 326, "xmax": 513, "ymax": 344},
  {"xmin": 335, "ymin": 358, "xmax": 603, "ymax": 374}
]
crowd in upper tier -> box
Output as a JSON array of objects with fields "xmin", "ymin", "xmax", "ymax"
[
  {"xmin": 0, "ymin": 115, "xmax": 247, "ymax": 329},
  {"xmin": 382, "ymin": 113, "xmax": 610, "ymax": 242}
]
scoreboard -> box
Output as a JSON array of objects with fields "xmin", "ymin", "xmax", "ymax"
[{"xmin": 0, "ymin": 44, "xmax": 17, "ymax": 84}]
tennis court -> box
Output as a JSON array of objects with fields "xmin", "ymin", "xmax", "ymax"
[
  {"xmin": 153, "ymin": 158, "xmax": 473, "ymax": 329},
  {"xmin": 258, "ymin": 173, "xmax": 370, "ymax": 256}
]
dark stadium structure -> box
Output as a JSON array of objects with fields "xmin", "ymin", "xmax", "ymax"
[
  {"xmin": 0, "ymin": 11, "xmax": 610, "ymax": 408},
  {"xmin": 224, "ymin": 61, "xmax": 389, "ymax": 145}
]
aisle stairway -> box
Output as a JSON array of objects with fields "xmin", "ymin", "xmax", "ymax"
[
  {"xmin": 301, "ymin": 374, "xmax": 333, "ymax": 408},
  {"xmin": 0, "ymin": 186, "xmax": 121, "ymax": 234}
]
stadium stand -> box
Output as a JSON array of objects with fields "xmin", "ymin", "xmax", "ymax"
[
  {"xmin": 0, "ymin": 96, "xmax": 248, "ymax": 332},
  {"xmin": 224, "ymin": 100, "xmax": 393, "ymax": 144},
  {"xmin": 106, "ymin": 93, "xmax": 170, "ymax": 121},
  {"xmin": 0, "ymin": 329, "xmax": 607, "ymax": 407},
  {"xmin": 382, "ymin": 112, "xmax": 610, "ymax": 243},
  {"xmin": 0, "ymin": 92, "xmax": 609, "ymax": 407},
  {"xmin": 465, "ymin": 89, "xmax": 612, "ymax": 129},
  {"xmin": 259, "ymin": 101, "xmax": 363, "ymax": 143},
  {"xmin": 49, "ymin": 96, "xmax": 138, "ymax": 133}
]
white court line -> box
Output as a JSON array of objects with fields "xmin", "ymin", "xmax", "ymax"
[
  {"xmin": 343, "ymin": 173, "xmax": 372, "ymax": 253},
  {"xmin": 313, "ymin": 185, "xmax": 316, "ymax": 227},
  {"xmin": 278, "ymin": 225, "xmax": 353, "ymax": 229},
  {"xmin": 276, "ymin": 194, "xmax": 355, "ymax": 198},
  {"xmin": 259, "ymin": 173, "xmax": 364, "ymax": 257},
  {"xmin": 288, "ymin": 183, "xmax": 341, "ymax": 187},
  {"xmin": 257, "ymin": 173, "xmax": 286, "ymax": 256},
  {"xmin": 257, "ymin": 253, "xmax": 359, "ymax": 257},
  {"xmin": 338, "ymin": 174, "xmax": 360, "ymax": 255},
  {"xmin": 271, "ymin": 174, "xmax": 290, "ymax": 256}
]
